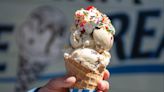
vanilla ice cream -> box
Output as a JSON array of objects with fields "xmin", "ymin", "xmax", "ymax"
[{"xmin": 65, "ymin": 6, "xmax": 115, "ymax": 71}]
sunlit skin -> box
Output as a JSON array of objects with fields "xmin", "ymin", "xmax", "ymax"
[{"xmin": 39, "ymin": 69, "xmax": 110, "ymax": 92}]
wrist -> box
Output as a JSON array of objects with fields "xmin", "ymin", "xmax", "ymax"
[{"xmin": 38, "ymin": 86, "xmax": 54, "ymax": 92}]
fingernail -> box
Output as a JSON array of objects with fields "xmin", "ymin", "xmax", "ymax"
[{"xmin": 65, "ymin": 76, "xmax": 76, "ymax": 83}]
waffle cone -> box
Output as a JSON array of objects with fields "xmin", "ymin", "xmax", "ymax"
[{"xmin": 64, "ymin": 56, "xmax": 105, "ymax": 90}]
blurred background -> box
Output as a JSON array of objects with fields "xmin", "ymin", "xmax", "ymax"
[{"xmin": 0, "ymin": 0, "xmax": 163, "ymax": 92}]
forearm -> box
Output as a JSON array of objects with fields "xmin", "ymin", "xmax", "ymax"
[
  {"xmin": 28, "ymin": 87, "xmax": 52, "ymax": 92},
  {"xmin": 38, "ymin": 87, "xmax": 52, "ymax": 92}
]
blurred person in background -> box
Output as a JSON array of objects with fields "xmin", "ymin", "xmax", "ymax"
[{"xmin": 15, "ymin": 5, "xmax": 67, "ymax": 92}]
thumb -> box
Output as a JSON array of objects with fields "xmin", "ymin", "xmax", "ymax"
[{"xmin": 45, "ymin": 76, "xmax": 76, "ymax": 90}]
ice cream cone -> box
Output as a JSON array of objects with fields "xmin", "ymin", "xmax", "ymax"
[
  {"xmin": 64, "ymin": 6, "xmax": 115, "ymax": 91},
  {"xmin": 64, "ymin": 56, "xmax": 104, "ymax": 90}
]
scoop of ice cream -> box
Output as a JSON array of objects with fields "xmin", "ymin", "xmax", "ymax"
[
  {"xmin": 65, "ymin": 6, "xmax": 115, "ymax": 71},
  {"xmin": 70, "ymin": 6, "xmax": 115, "ymax": 51},
  {"xmin": 70, "ymin": 30, "xmax": 82, "ymax": 48},
  {"xmin": 71, "ymin": 48, "xmax": 99, "ymax": 64},
  {"xmin": 67, "ymin": 48, "xmax": 110, "ymax": 70},
  {"xmin": 93, "ymin": 27, "xmax": 114, "ymax": 52},
  {"xmin": 70, "ymin": 30, "xmax": 95, "ymax": 48}
]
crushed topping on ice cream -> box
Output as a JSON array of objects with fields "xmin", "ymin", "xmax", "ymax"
[
  {"xmin": 65, "ymin": 6, "xmax": 115, "ymax": 71},
  {"xmin": 74, "ymin": 6, "xmax": 115, "ymax": 35}
]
